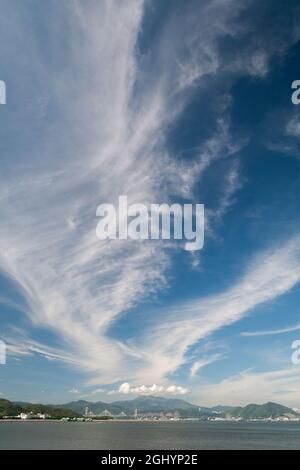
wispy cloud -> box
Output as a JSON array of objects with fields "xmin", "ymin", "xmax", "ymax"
[
  {"xmin": 193, "ymin": 366, "xmax": 300, "ymax": 408},
  {"xmin": 1, "ymin": 0, "xmax": 300, "ymax": 396},
  {"xmin": 241, "ymin": 323, "xmax": 300, "ymax": 337},
  {"xmin": 132, "ymin": 235, "xmax": 300, "ymax": 382},
  {"xmin": 0, "ymin": 0, "xmax": 245, "ymax": 385},
  {"xmin": 190, "ymin": 354, "xmax": 223, "ymax": 378}
]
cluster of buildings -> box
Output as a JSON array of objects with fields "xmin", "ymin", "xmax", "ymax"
[
  {"xmin": 7, "ymin": 413, "xmax": 93, "ymax": 421},
  {"xmin": 134, "ymin": 411, "xmax": 181, "ymax": 421},
  {"xmin": 245, "ymin": 416, "xmax": 300, "ymax": 422},
  {"xmin": 207, "ymin": 415, "xmax": 300, "ymax": 422},
  {"xmin": 17, "ymin": 412, "xmax": 49, "ymax": 420},
  {"xmin": 8, "ymin": 409, "xmax": 300, "ymax": 422}
]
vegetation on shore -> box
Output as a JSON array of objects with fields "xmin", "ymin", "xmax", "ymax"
[
  {"xmin": 1, "ymin": 396, "xmax": 299, "ymax": 421},
  {"xmin": 0, "ymin": 398, "xmax": 81, "ymax": 419}
]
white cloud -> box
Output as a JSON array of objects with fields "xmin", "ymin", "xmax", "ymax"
[
  {"xmin": 241, "ymin": 323, "xmax": 300, "ymax": 337},
  {"xmin": 69, "ymin": 388, "xmax": 81, "ymax": 395},
  {"xmin": 113, "ymin": 382, "xmax": 188, "ymax": 396},
  {"xmin": 0, "ymin": 0, "xmax": 245, "ymax": 386},
  {"xmin": 190, "ymin": 354, "xmax": 223, "ymax": 378},
  {"xmin": 90, "ymin": 388, "xmax": 105, "ymax": 395},
  {"xmin": 132, "ymin": 235, "xmax": 300, "ymax": 382},
  {"xmin": 165, "ymin": 385, "xmax": 188, "ymax": 395},
  {"xmin": 193, "ymin": 366, "xmax": 300, "ymax": 408},
  {"xmin": 1, "ymin": 0, "xmax": 300, "ymax": 393},
  {"xmin": 286, "ymin": 115, "xmax": 300, "ymax": 138}
]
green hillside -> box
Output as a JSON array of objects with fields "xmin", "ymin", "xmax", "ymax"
[
  {"xmin": 0, "ymin": 399, "xmax": 22, "ymax": 417},
  {"xmin": 0, "ymin": 398, "xmax": 80, "ymax": 418},
  {"xmin": 2, "ymin": 396, "xmax": 299, "ymax": 420},
  {"xmin": 229, "ymin": 402, "xmax": 297, "ymax": 419}
]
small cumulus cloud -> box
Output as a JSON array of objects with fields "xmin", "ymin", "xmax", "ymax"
[
  {"xmin": 78, "ymin": 388, "xmax": 106, "ymax": 398},
  {"xmin": 69, "ymin": 388, "xmax": 81, "ymax": 394},
  {"xmin": 90, "ymin": 388, "xmax": 105, "ymax": 395},
  {"xmin": 110, "ymin": 382, "xmax": 188, "ymax": 396}
]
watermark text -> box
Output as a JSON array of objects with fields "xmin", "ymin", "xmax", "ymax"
[
  {"xmin": 0, "ymin": 340, "xmax": 6, "ymax": 365},
  {"xmin": 291, "ymin": 340, "xmax": 300, "ymax": 365},
  {"xmin": 96, "ymin": 196, "xmax": 204, "ymax": 251},
  {"xmin": 291, "ymin": 80, "xmax": 300, "ymax": 105},
  {"xmin": 0, "ymin": 80, "xmax": 6, "ymax": 105}
]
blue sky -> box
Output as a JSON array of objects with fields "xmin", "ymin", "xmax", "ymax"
[{"xmin": 1, "ymin": 0, "xmax": 300, "ymax": 407}]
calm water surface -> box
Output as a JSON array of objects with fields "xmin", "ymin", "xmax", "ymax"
[{"xmin": 1, "ymin": 421, "xmax": 300, "ymax": 450}]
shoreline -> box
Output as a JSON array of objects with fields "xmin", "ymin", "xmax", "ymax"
[{"xmin": 1, "ymin": 418, "xmax": 300, "ymax": 423}]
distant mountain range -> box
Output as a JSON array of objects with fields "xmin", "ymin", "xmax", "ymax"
[
  {"xmin": 59, "ymin": 396, "xmax": 300, "ymax": 419},
  {"xmin": 1, "ymin": 395, "xmax": 299, "ymax": 420},
  {"xmin": 60, "ymin": 396, "xmax": 210, "ymax": 418},
  {"xmin": 229, "ymin": 402, "xmax": 297, "ymax": 419}
]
